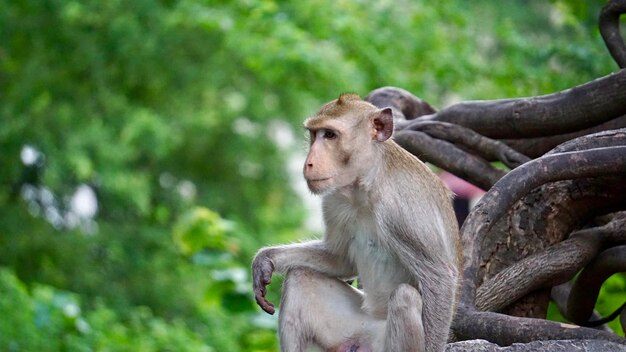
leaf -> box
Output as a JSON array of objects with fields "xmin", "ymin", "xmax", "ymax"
[{"xmin": 173, "ymin": 207, "xmax": 228, "ymax": 255}]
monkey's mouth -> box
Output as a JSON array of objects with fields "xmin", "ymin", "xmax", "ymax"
[
  {"xmin": 307, "ymin": 178, "xmax": 331, "ymax": 183},
  {"xmin": 306, "ymin": 177, "xmax": 332, "ymax": 192}
]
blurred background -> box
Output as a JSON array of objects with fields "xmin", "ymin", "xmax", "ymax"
[{"xmin": 1, "ymin": 0, "xmax": 624, "ymax": 350}]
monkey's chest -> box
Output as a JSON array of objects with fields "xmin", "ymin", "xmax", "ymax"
[{"xmin": 347, "ymin": 222, "xmax": 409, "ymax": 317}]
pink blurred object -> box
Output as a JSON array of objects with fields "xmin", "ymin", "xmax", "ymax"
[{"xmin": 439, "ymin": 171, "xmax": 486, "ymax": 198}]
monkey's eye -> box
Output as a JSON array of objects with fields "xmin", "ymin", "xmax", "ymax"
[{"xmin": 322, "ymin": 129, "xmax": 337, "ymax": 140}]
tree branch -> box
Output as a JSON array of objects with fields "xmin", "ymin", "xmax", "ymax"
[
  {"xmin": 476, "ymin": 218, "xmax": 626, "ymax": 312},
  {"xmin": 460, "ymin": 146, "xmax": 626, "ymax": 308},
  {"xmin": 446, "ymin": 339, "xmax": 626, "ymax": 351},
  {"xmin": 502, "ymin": 115, "xmax": 626, "ymax": 158},
  {"xmin": 365, "ymin": 86, "xmax": 437, "ymax": 124},
  {"xmin": 403, "ymin": 120, "xmax": 531, "ymax": 169},
  {"xmin": 426, "ymin": 70, "xmax": 626, "ymax": 138},
  {"xmin": 551, "ymin": 282, "xmax": 613, "ymax": 332},
  {"xmin": 393, "ymin": 130, "xmax": 505, "ymax": 190},
  {"xmin": 476, "ymin": 232, "xmax": 601, "ymax": 312},
  {"xmin": 600, "ymin": 0, "xmax": 626, "ymax": 68},
  {"xmin": 453, "ymin": 306, "xmax": 626, "ymax": 346},
  {"xmin": 567, "ymin": 245, "xmax": 626, "ymax": 324},
  {"xmin": 546, "ymin": 128, "xmax": 626, "ymax": 155}
]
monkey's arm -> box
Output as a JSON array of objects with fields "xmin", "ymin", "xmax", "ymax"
[
  {"xmin": 252, "ymin": 239, "xmax": 355, "ymax": 314},
  {"xmin": 384, "ymin": 211, "xmax": 459, "ymax": 292},
  {"xmin": 255, "ymin": 240, "xmax": 355, "ymax": 276},
  {"xmin": 394, "ymin": 228, "xmax": 456, "ymax": 280}
]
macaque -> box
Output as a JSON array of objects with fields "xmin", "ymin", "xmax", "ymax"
[{"xmin": 252, "ymin": 93, "xmax": 460, "ymax": 352}]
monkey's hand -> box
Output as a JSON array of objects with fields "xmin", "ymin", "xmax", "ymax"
[{"xmin": 252, "ymin": 251, "xmax": 276, "ymax": 315}]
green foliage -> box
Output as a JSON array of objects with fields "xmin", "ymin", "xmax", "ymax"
[
  {"xmin": 173, "ymin": 207, "xmax": 229, "ymax": 255},
  {"xmin": 0, "ymin": 268, "xmax": 45, "ymax": 351},
  {"xmin": 0, "ymin": 268, "xmax": 213, "ymax": 351},
  {"xmin": 0, "ymin": 0, "xmax": 623, "ymax": 350},
  {"xmin": 596, "ymin": 273, "xmax": 626, "ymax": 335}
]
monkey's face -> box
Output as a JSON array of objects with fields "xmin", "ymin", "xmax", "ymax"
[
  {"xmin": 303, "ymin": 95, "xmax": 394, "ymax": 195},
  {"xmin": 302, "ymin": 118, "xmax": 380, "ymax": 195},
  {"xmin": 303, "ymin": 124, "xmax": 360, "ymax": 195}
]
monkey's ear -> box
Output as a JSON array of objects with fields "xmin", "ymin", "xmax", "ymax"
[{"xmin": 372, "ymin": 108, "xmax": 394, "ymax": 142}]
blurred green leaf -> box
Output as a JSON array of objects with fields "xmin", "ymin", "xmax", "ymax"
[{"xmin": 173, "ymin": 207, "xmax": 228, "ymax": 255}]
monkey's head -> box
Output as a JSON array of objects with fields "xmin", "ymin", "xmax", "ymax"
[{"xmin": 303, "ymin": 93, "xmax": 394, "ymax": 194}]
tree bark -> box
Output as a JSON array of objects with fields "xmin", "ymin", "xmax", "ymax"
[
  {"xmin": 502, "ymin": 115, "xmax": 626, "ymax": 158},
  {"xmin": 599, "ymin": 0, "xmax": 626, "ymax": 68},
  {"xmin": 453, "ymin": 307, "xmax": 626, "ymax": 346},
  {"xmin": 446, "ymin": 339, "xmax": 626, "ymax": 351},
  {"xmin": 427, "ymin": 70, "xmax": 626, "ymax": 138}
]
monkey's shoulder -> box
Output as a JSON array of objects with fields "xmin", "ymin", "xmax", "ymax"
[
  {"xmin": 383, "ymin": 142, "xmax": 447, "ymax": 186},
  {"xmin": 381, "ymin": 145, "xmax": 453, "ymax": 204}
]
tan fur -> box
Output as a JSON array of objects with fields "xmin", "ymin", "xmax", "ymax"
[{"xmin": 252, "ymin": 94, "xmax": 460, "ymax": 352}]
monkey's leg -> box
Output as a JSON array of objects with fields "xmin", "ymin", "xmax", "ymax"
[
  {"xmin": 383, "ymin": 283, "xmax": 425, "ymax": 352},
  {"xmin": 278, "ymin": 268, "xmax": 384, "ymax": 352}
]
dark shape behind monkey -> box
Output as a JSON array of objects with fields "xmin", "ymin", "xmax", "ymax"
[{"xmin": 252, "ymin": 93, "xmax": 461, "ymax": 352}]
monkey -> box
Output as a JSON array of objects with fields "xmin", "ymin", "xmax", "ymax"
[{"xmin": 252, "ymin": 93, "xmax": 460, "ymax": 352}]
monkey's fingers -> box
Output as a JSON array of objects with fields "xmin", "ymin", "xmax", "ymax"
[
  {"xmin": 252, "ymin": 253, "xmax": 275, "ymax": 313},
  {"xmin": 255, "ymin": 290, "xmax": 276, "ymax": 315}
]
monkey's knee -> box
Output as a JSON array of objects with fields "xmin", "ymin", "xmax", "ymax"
[
  {"xmin": 281, "ymin": 268, "xmax": 315, "ymax": 308},
  {"xmin": 284, "ymin": 267, "xmax": 317, "ymax": 282},
  {"xmin": 385, "ymin": 284, "xmax": 425, "ymax": 351},
  {"xmin": 389, "ymin": 283, "xmax": 422, "ymax": 313},
  {"xmin": 283, "ymin": 268, "xmax": 328, "ymax": 295},
  {"xmin": 281, "ymin": 267, "xmax": 346, "ymax": 316}
]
